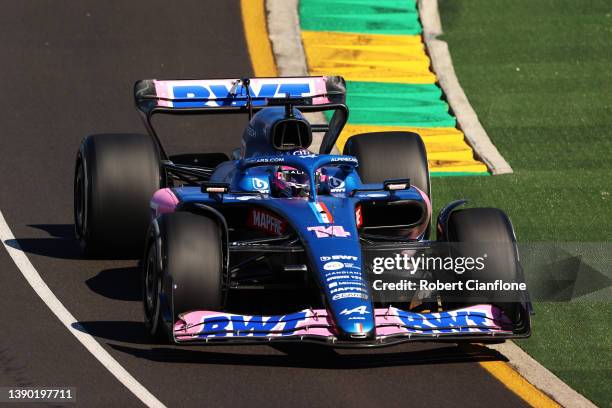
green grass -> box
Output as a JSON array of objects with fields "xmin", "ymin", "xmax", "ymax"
[{"xmin": 437, "ymin": 1, "xmax": 612, "ymax": 405}]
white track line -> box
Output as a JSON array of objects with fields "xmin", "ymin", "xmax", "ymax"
[
  {"xmin": 0, "ymin": 210, "xmax": 166, "ymax": 408},
  {"xmin": 488, "ymin": 341, "xmax": 597, "ymax": 407}
]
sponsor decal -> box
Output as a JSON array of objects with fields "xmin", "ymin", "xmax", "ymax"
[
  {"xmin": 328, "ymin": 176, "xmax": 345, "ymax": 193},
  {"xmin": 234, "ymin": 196, "xmax": 260, "ymax": 201},
  {"xmin": 325, "ymin": 270, "xmax": 362, "ymax": 279},
  {"xmin": 355, "ymin": 204, "xmax": 363, "ymax": 228},
  {"xmin": 247, "ymin": 208, "xmax": 286, "ymax": 236},
  {"xmin": 323, "ymin": 261, "xmax": 344, "ymax": 271},
  {"xmin": 329, "ymin": 284, "xmax": 368, "ymax": 295},
  {"xmin": 326, "ymin": 275, "xmax": 351, "ymax": 281},
  {"xmin": 252, "ymin": 178, "xmax": 270, "ymax": 191},
  {"xmin": 194, "ymin": 311, "xmax": 309, "ymax": 337},
  {"xmin": 307, "ymin": 225, "xmax": 351, "ymax": 238},
  {"xmin": 366, "ymin": 193, "xmax": 387, "ymax": 198},
  {"xmin": 320, "ymin": 255, "xmax": 359, "ymax": 261},
  {"xmin": 309, "ymin": 202, "xmax": 334, "ymax": 223},
  {"xmin": 175, "ymin": 307, "xmax": 500, "ymax": 339},
  {"xmin": 292, "ymin": 149, "xmax": 312, "ymax": 156},
  {"xmin": 340, "ymin": 306, "xmax": 370, "ymax": 316},
  {"xmin": 245, "ymin": 157, "xmax": 285, "ymax": 165},
  {"xmin": 332, "ymin": 292, "xmax": 368, "ymax": 301},
  {"xmin": 330, "ymin": 157, "xmax": 358, "ymax": 164},
  {"xmin": 323, "ymin": 263, "xmax": 360, "ymax": 272},
  {"xmin": 279, "ymin": 168, "xmax": 305, "ymax": 176},
  {"xmin": 170, "ymin": 80, "xmax": 314, "ymax": 108},
  {"xmin": 395, "ymin": 310, "xmax": 491, "ymax": 333},
  {"xmin": 355, "ymin": 323, "xmax": 364, "ymax": 333}
]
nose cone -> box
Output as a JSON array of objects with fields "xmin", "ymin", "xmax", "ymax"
[
  {"xmin": 268, "ymin": 195, "xmax": 377, "ymax": 341},
  {"xmin": 316, "ymin": 249, "xmax": 376, "ymax": 341},
  {"xmin": 331, "ymin": 300, "xmax": 376, "ymax": 340},
  {"xmin": 301, "ymin": 199, "xmax": 377, "ymax": 341}
]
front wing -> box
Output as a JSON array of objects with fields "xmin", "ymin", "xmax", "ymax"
[{"xmin": 174, "ymin": 305, "xmax": 522, "ymax": 347}]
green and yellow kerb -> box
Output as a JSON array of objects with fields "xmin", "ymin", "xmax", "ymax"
[{"xmin": 299, "ymin": 0, "xmax": 489, "ymax": 176}]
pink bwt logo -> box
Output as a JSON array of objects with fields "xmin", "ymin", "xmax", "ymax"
[{"xmin": 307, "ymin": 225, "xmax": 352, "ymax": 238}]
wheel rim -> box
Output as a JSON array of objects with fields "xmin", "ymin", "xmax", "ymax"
[
  {"xmin": 144, "ymin": 243, "xmax": 158, "ymax": 318},
  {"xmin": 74, "ymin": 160, "xmax": 86, "ymax": 238}
]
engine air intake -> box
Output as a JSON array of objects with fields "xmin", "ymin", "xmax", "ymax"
[{"xmin": 271, "ymin": 119, "xmax": 312, "ymax": 150}]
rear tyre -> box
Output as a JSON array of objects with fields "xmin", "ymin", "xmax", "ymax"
[
  {"xmin": 343, "ymin": 131, "xmax": 430, "ymax": 199},
  {"xmin": 343, "ymin": 131, "xmax": 431, "ymax": 238},
  {"xmin": 443, "ymin": 208, "xmax": 526, "ymax": 325},
  {"xmin": 144, "ymin": 212, "xmax": 227, "ymax": 340},
  {"xmin": 74, "ymin": 133, "xmax": 160, "ymax": 257}
]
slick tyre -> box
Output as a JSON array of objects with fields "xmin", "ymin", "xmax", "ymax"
[
  {"xmin": 144, "ymin": 212, "xmax": 227, "ymax": 341},
  {"xmin": 74, "ymin": 133, "xmax": 160, "ymax": 257},
  {"xmin": 343, "ymin": 131, "xmax": 431, "ymax": 238},
  {"xmin": 444, "ymin": 208, "xmax": 526, "ymax": 325},
  {"xmin": 343, "ymin": 131, "xmax": 430, "ymax": 199}
]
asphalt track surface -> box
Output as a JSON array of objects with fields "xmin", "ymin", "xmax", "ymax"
[{"xmin": 0, "ymin": 2, "xmax": 529, "ymax": 407}]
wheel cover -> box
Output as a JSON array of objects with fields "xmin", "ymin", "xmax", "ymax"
[
  {"xmin": 74, "ymin": 160, "xmax": 86, "ymax": 238},
  {"xmin": 144, "ymin": 243, "xmax": 159, "ymax": 320}
]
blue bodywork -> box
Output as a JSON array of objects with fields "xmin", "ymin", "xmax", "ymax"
[
  {"xmin": 172, "ymin": 151, "xmax": 427, "ymax": 340},
  {"xmin": 134, "ymin": 77, "xmax": 530, "ymax": 345}
]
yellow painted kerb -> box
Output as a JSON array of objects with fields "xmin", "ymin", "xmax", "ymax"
[
  {"xmin": 301, "ymin": 31, "xmax": 436, "ymax": 84},
  {"xmin": 480, "ymin": 361, "xmax": 560, "ymax": 407},
  {"xmin": 240, "ymin": 0, "xmax": 277, "ymax": 77}
]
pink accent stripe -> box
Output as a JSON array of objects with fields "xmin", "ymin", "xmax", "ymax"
[
  {"xmin": 150, "ymin": 188, "xmax": 179, "ymax": 217},
  {"xmin": 153, "ymin": 80, "xmax": 171, "ymax": 107},
  {"xmin": 312, "ymin": 77, "xmax": 330, "ymax": 105},
  {"xmin": 173, "ymin": 305, "xmax": 512, "ymax": 342},
  {"xmin": 408, "ymin": 186, "xmax": 432, "ymax": 239}
]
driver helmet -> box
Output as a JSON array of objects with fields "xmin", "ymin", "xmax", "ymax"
[{"xmin": 272, "ymin": 166, "xmax": 310, "ymax": 197}]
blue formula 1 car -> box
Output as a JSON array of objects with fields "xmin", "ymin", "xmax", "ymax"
[{"xmin": 73, "ymin": 76, "xmax": 531, "ymax": 346}]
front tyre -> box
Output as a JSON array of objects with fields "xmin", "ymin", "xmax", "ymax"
[
  {"xmin": 443, "ymin": 208, "xmax": 527, "ymax": 326},
  {"xmin": 143, "ymin": 212, "xmax": 227, "ymax": 341}
]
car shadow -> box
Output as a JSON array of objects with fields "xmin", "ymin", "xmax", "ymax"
[
  {"xmin": 75, "ymin": 321, "xmax": 153, "ymax": 345},
  {"xmin": 72, "ymin": 321, "xmax": 507, "ymax": 369},
  {"xmin": 109, "ymin": 342, "xmax": 506, "ymax": 369},
  {"xmin": 4, "ymin": 224, "xmax": 138, "ymax": 260},
  {"xmin": 85, "ymin": 267, "xmax": 142, "ymax": 302},
  {"xmin": 4, "ymin": 224, "xmax": 82, "ymax": 259}
]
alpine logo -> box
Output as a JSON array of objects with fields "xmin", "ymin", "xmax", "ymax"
[
  {"xmin": 247, "ymin": 208, "xmax": 286, "ymax": 236},
  {"xmin": 340, "ymin": 306, "xmax": 370, "ymax": 316}
]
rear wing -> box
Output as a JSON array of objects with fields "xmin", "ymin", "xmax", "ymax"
[
  {"xmin": 133, "ymin": 76, "xmax": 347, "ymax": 155},
  {"xmin": 134, "ymin": 76, "xmax": 345, "ymax": 113}
]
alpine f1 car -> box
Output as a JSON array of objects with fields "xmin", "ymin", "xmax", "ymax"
[{"xmin": 74, "ymin": 76, "xmax": 531, "ymax": 346}]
